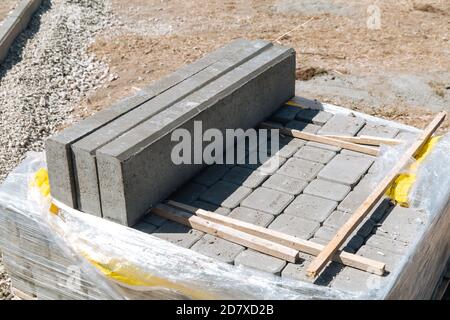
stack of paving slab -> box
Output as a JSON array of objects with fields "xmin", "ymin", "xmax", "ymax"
[
  {"xmin": 46, "ymin": 39, "xmax": 296, "ymax": 226},
  {"xmin": 1, "ymin": 39, "xmax": 449, "ymax": 299}
]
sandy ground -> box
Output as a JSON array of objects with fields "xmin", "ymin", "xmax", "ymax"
[
  {"xmin": 0, "ymin": 0, "xmax": 17, "ymax": 21},
  {"xmin": 76, "ymin": 0, "xmax": 450, "ymax": 133}
]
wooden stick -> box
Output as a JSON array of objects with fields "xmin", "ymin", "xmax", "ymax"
[
  {"xmin": 167, "ymin": 201, "xmax": 386, "ymax": 275},
  {"xmin": 323, "ymin": 135, "xmax": 403, "ymax": 146},
  {"xmin": 151, "ymin": 204, "xmax": 299, "ymax": 263},
  {"xmin": 260, "ymin": 122, "xmax": 380, "ymax": 156},
  {"xmin": 306, "ymin": 111, "xmax": 447, "ymax": 278}
]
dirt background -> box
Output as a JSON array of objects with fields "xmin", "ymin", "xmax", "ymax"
[
  {"xmin": 77, "ymin": 0, "xmax": 450, "ymax": 133},
  {"xmin": 0, "ymin": 0, "xmax": 17, "ymax": 21}
]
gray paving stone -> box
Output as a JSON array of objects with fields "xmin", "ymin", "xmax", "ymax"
[
  {"xmin": 294, "ymin": 146, "xmax": 336, "ymax": 164},
  {"xmin": 134, "ymin": 222, "xmax": 158, "ymax": 234},
  {"xmin": 356, "ymin": 245, "xmax": 403, "ymax": 272},
  {"xmin": 285, "ymin": 120, "xmax": 321, "ymax": 133},
  {"xmin": 235, "ymin": 249, "xmax": 286, "ymax": 275},
  {"xmin": 241, "ymin": 153, "xmax": 287, "ymax": 175},
  {"xmin": 277, "ymin": 158, "xmax": 324, "ymax": 181},
  {"xmin": 193, "ymin": 165, "xmax": 230, "ymax": 186},
  {"xmin": 354, "ymin": 174, "xmax": 378, "ymax": 193},
  {"xmin": 395, "ymin": 130, "xmax": 419, "ymax": 141},
  {"xmin": 357, "ymin": 123, "xmax": 399, "ymax": 138},
  {"xmin": 262, "ymin": 174, "xmax": 308, "ymax": 195},
  {"xmin": 241, "ymin": 187, "xmax": 294, "ymax": 215},
  {"xmin": 364, "ymin": 234, "xmax": 410, "ymax": 256},
  {"xmin": 192, "ymin": 200, "xmax": 231, "ymax": 216},
  {"xmin": 303, "ymin": 179, "xmax": 351, "ymax": 202},
  {"xmin": 153, "ymin": 221, "xmax": 204, "ymax": 248},
  {"xmin": 191, "ymin": 234, "xmax": 245, "ymax": 264},
  {"xmin": 375, "ymin": 205, "xmax": 427, "ymax": 243},
  {"xmin": 279, "ymin": 135, "xmax": 306, "ymax": 149},
  {"xmin": 312, "ymin": 226, "xmax": 364, "ymax": 253},
  {"xmin": 282, "ymin": 258, "xmax": 343, "ymax": 286},
  {"xmin": 222, "ymin": 166, "xmax": 269, "ymax": 188},
  {"xmin": 142, "ymin": 213, "xmax": 167, "ymax": 227},
  {"xmin": 318, "ymin": 154, "xmax": 373, "ymax": 186},
  {"xmin": 306, "ymin": 141, "xmax": 342, "ymax": 152},
  {"xmin": 323, "ymin": 211, "xmax": 375, "ymax": 238},
  {"xmin": 295, "ymin": 109, "xmax": 333, "ymax": 125},
  {"xmin": 317, "ymin": 114, "xmax": 366, "ymax": 136},
  {"xmin": 199, "ymin": 181, "xmax": 252, "ymax": 209},
  {"xmin": 331, "ymin": 266, "xmax": 384, "ymax": 293},
  {"xmin": 284, "ymin": 194, "xmax": 337, "ymax": 223},
  {"xmin": 270, "ymin": 106, "xmax": 300, "ymax": 124},
  {"xmin": 340, "ymin": 149, "xmax": 377, "ymax": 161},
  {"xmin": 268, "ymin": 214, "xmax": 320, "ymax": 239},
  {"xmin": 338, "ymin": 189, "xmax": 391, "ymax": 223},
  {"xmin": 228, "ymin": 207, "xmax": 274, "ymax": 227},
  {"xmin": 169, "ymin": 182, "xmax": 208, "ymax": 204}
]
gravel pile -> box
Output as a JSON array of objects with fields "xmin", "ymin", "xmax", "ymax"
[{"xmin": 0, "ymin": 0, "xmax": 115, "ymax": 300}]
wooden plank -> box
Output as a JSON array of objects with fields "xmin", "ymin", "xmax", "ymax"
[
  {"xmin": 322, "ymin": 135, "xmax": 402, "ymax": 146},
  {"xmin": 306, "ymin": 111, "xmax": 447, "ymax": 278},
  {"xmin": 151, "ymin": 204, "xmax": 299, "ymax": 263},
  {"xmin": 260, "ymin": 122, "xmax": 380, "ymax": 156},
  {"xmin": 167, "ymin": 200, "xmax": 386, "ymax": 275}
]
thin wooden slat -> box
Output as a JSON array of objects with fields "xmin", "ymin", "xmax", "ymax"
[
  {"xmin": 151, "ymin": 204, "xmax": 299, "ymax": 263},
  {"xmin": 323, "ymin": 135, "xmax": 402, "ymax": 146},
  {"xmin": 260, "ymin": 122, "xmax": 380, "ymax": 156},
  {"xmin": 167, "ymin": 200, "xmax": 386, "ymax": 275},
  {"xmin": 306, "ymin": 111, "xmax": 447, "ymax": 278}
]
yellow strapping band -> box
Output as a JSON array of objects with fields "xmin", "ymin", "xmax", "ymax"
[{"xmin": 386, "ymin": 136, "xmax": 441, "ymax": 207}]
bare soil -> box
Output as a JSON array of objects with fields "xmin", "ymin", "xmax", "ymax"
[{"xmin": 76, "ymin": 0, "xmax": 450, "ymax": 133}]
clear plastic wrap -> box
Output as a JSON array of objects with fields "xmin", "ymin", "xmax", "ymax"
[{"xmin": 0, "ymin": 152, "xmax": 356, "ymax": 300}]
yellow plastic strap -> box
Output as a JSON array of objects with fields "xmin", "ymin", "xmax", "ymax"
[
  {"xmin": 82, "ymin": 254, "xmax": 215, "ymax": 299},
  {"xmin": 386, "ymin": 136, "xmax": 441, "ymax": 207},
  {"xmin": 30, "ymin": 168, "xmax": 59, "ymax": 215}
]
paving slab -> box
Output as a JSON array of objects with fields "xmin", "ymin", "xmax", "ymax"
[
  {"xmin": 270, "ymin": 105, "xmax": 300, "ymax": 124},
  {"xmin": 199, "ymin": 181, "xmax": 252, "ymax": 209},
  {"xmin": 306, "ymin": 141, "xmax": 342, "ymax": 152},
  {"xmin": 45, "ymin": 39, "xmax": 259, "ymax": 209},
  {"xmin": 153, "ymin": 221, "xmax": 204, "ymax": 248},
  {"xmin": 364, "ymin": 234, "xmax": 410, "ymax": 256},
  {"xmin": 340, "ymin": 149, "xmax": 377, "ymax": 161},
  {"xmin": 222, "ymin": 166, "xmax": 269, "ymax": 189},
  {"xmin": 142, "ymin": 213, "xmax": 167, "ymax": 227},
  {"xmin": 323, "ymin": 211, "xmax": 375, "ymax": 238},
  {"xmin": 191, "ymin": 200, "xmax": 231, "ymax": 216},
  {"xmin": 295, "ymin": 108, "xmax": 333, "ymax": 125},
  {"xmin": 268, "ymin": 214, "xmax": 320, "ymax": 239},
  {"xmin": 312, "ymin": 226, "xmax": 364, "ymax": 253},
  {"xmin": 294, "ymin": 145, "xmax": 336, "ymax": 164},
  {"xmin": 284, "ymin": 194, "xmax": 337, "ymax": 223},
  {"xmin": 285, "ymin": 120, "xmax": 321, "ymax": 134},
  {"xmin": 169, "ymin": 182, "xmax": 208, "ymax": 204},
  {"xmin": 303, "ymin": 178, "xmax": 351, "ymax": 202},
  {"xmin": 191, "ymin": 234, "xmax": 245, "ymax": 264},
  {"xmin": 317, "ymin": 114, "xmax": 366, "ymax": 136},
  {"xmin": 228, "ymin": 207, "xmax": 274, "ymax": 227},
  {"xmin": 262, "ymin": 173, "xmax": 308, "ymax": 195},
  {"xmin": 134, "ymin": 221, "xmax": 158, "ymax": 234},
  {"xmin": 318, "ymin": 154, "xmax": 373, "ymax": 186},
  {"xmin": 395, "ymin": 130, "xmax": 419, "ymax": 141},
  {"xmin": 277, "ymin": 158, "xmax": 324, "ymax": 181},
  {"xmin": 235, "ymin": 249, "xmax": 286, "ymax": 275},
  {"xmin": 331, "ymin": 266, "xmax": 384, "ymax": 293},
  {"xmin": 282, "ymin": 258, "xmax": 343, "ymax": 286},
  {"xmin": 356, "ymin": 245, "xmax": 403, "ymax": 272},
  {"xmin": 241, "ymin": 153, "xmax": 287, "ymax": 174},
  {"xmin": 374, "ymin": 205, "xmax": 428, "ymax": 243},
  {"xmin": 357, "ymin": 123, "xmax": 399, "ymax": 138},
  {"xmin": 193, "ymin": 165, "xmax": 230, "ymax": 186},
  {"xmin": 241, "ymin": 187, "xmax": 294, "ymax": 215},
  {"xmin": 338, "ymin": 188, "xmax": 391, "ymax": 223}
]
